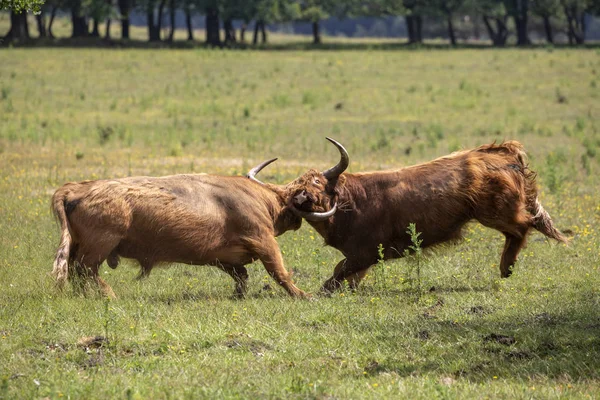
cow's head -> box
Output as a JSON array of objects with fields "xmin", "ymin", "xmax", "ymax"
[
  {"xmin": 246, "ymin": 158, "xmax": 305, "ymax": 233},
  {"xmin": 287, "ymin": 138, "xmax": 349, "ymax": 222},
  {"xmin": 247, "ymin": 138, "xmax": 348, "ymax": 225}
]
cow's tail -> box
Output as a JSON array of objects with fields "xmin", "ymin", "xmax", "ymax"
[
  {"xmin": 530, "ymin": 197, "xmax": 568, "ymax": 244},
  {"xmin": 516, "ymin": 147, "xmax": 568, "ymax": 244},
  {"xmin": 51, "ymin": 188, "xmax": 73, "ymax": 289}
]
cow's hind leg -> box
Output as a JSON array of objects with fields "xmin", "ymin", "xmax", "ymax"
[
  {"xmin": 216, "ymin": 264, "xmax": 249, "ymax": 298},
  {"xmin": 72, "ymin": 239, "xmax": 119, "ymax": 298},
  {"xmin": 107, "ymin": 250, "xmax": 120, "ymax": 269},
  {"xmin": 136, "ymin": 259, "xmax": 154, "ymax": 280},
  {"xmin": 500, "ymin": 232, "xmax": 528, "ymax": 278},
  {"xmin": 66, "ymin": 243, "xmax": 85, "ymax": 294},
  {"xmin": 72, "ymin": 256, "xmax": 116, "ymax": 298},
  {"xmin": 476, "ymin": 194, "xmax": 531, "ymax": 278},
  {"xmin": 347, "ymin": 268, "xmax": 370, "ymax": 290}
]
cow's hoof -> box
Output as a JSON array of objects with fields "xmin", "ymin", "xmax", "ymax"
[
  {"xmin": 318, "ymin": 289, "xmax": 334, "ymax": 298},
  {"xmin": 294, "ymin": 291, "xmax": 312, "ymax": 300}
]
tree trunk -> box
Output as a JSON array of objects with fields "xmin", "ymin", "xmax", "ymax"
[
  {"xmin": 483, "ymin": 15, "xmax": 508, "ymax": 46},
  {"xmin": 121, "ymin": 17, "xmax": 130, "ymax": 39},
  {"xmin": 253, "ymin": 21, "xmax": 259, "ymax": 44},
  {"xmin": 483, "ymin": 16, "xmax": 495, "ymax": 44},
  {"xmin": 260, "ymin": 21, "xmax": 267, "ymax": 43},
  {"xmin": 105, "ymin": 18, "xmax": 111, "ymax": 39},
  {"xmin": 206, "ymin": 7, "xmax": 220, "ymax": 47},
  {"xmin": 564, "ymin": 6, "xmax": 584, "ymax": 44},
  {"xmin": 312, "ymin": 20, "xmax": 321, "ymax": 44},
  {"xmin": 147, "ymin": 7, "xmax": 160, "ymax": 41},
  {"xmin": 118, "ymin": 0, "xmax": 131, "ymax": 39},
  {"xmin": 414, "ymin": 15, "xmax": 423, "ymax": 43},
  {"xmin": 168, "ymin": 0, "xmax": 175, "ymax": 42},
  {"xmin": 447, "ymin": 14, "xmax": 456, "ymax": 46},
  {"xmin": 240, "ymin": 23, "xmax": 246, "ymax": 42},
  {"xmin": 71, "ymin": 2, "xmax": 89, "ymax": 38},
  {"xmin": 224, "ymin": 19, "xmax": 231, "ymax": 43},
  {"xmin": 4, "ymin": 11, "xmax": 30, "ymax": 41},
  {"xmin": 473, "ymin": 11, "xmax": 481, "ymax": 40},
  {"xmin": 513, "ymin": 0, "xmax": 530, "ymax": 45},
  {"xmin": 157, "ymin": 0, "xmax": 166, "ymax": 40},
  {"xmin": 567, "ymin": 29, "xmax": 573, "ymax": 44},
  {"xmin": 514, "ymin": 16, "xmax": 528, "ymax": 45},
  {"xmin": 185, "ymin": 6, "xmax": 193, "ymax": 40},
  {"xmin": 495, "ymin": 18, "xmax": 508, "ymax": 46},
  {"xmin": 224, "ymin": 19, "xmax": 236, "ymax": 43},
  {"xmin": 48, "ymin": 6, "xmax": 57, "ymax": 38},
  {"xmin": 205, "ymin": 6, "xmax": 220, "ymax": 46},
  {"xmin": 252, "ymin": 20, "xmax": 266, "ymax": 44},
  {"xmin": 91, "ymin": 18, "xmax": 100, "ymax": 37},
  {"xmin": 543, "ymin": 16, "xmax": 553, "ymax": 44},
  {"xmin": 406, "ymin": 15, "xmax": 415, "ymax": 43},
  {"xmin": 72, "ymin": 16, "xmax": 88, "ymax": 37},
  {"xmin": 36, "ymin": 13, "xmax": 47, "ymax": 37},
  {"xmin": 565, "ymin": 6, "xmax": 574, "ymax": 44},
  {"xmin": 406, "ymin": 15, "xmax": 423, "ymax": 43}
]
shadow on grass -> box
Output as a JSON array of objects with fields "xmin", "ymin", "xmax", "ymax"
[
  {"xmin": 358, "ymin": 285, "xmax": 494, "ymax": 295},
  {"xmin": 2, "ymin": 36, "xmax": 600, "ymax": 51},
  {"xmin": 139, "ymin": 288, "xmax": 291, "ymax": 304},
  {"xmin": 136, "ymin": 286, "xmax": 600, "ymax": 382},
  {"xmin": 364, "ymin": 289, "xmax": 600, "ymax": 382}
]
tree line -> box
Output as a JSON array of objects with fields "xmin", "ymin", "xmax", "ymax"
[{"xmin": 2, "ymin": 0, "xmax": 599, "ymax": 45}]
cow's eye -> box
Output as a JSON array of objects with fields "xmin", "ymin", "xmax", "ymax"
[{"xmin": 314, "ymin": 179, "xmax": 320, "ymax": 185}]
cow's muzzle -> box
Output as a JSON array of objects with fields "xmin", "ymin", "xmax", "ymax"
[
  {"xmin": 293, "ymin": 190, "xmax": 311, "ymax": 207},
  {"xmin": 291, "ymin": 192, "xmax": 337, "ymax": 222}
]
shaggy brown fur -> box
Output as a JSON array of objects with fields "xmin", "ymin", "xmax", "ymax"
[
  {"xmin": 289, "ymin": 141, "xmax": 567, "ymax": 293},
  {"xmin": 51, "ymin": 173, "xmax": 308, "ymax": 298}
]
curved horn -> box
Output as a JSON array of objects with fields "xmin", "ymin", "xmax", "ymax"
[
  {"xmin": 291, "ymin": 203, "xmax": 337, "ymax": 222},
  {"xmin": 322, "ymin": 137, "xmax": 349, "ymax": 180},
  {"xmin": 247, "ymin": 158, "xmax": 278, "ymax": 184}
]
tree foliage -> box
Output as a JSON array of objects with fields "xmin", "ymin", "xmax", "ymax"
[{"xmin": 1, "ymin": 0, "xmax": 45, "ymax": 13}]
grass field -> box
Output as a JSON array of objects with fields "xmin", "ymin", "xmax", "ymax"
[{"xmin": 1, "ymin": 45, "xmax": 599, "ymax": 398}]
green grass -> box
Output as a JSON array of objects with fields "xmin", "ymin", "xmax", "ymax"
[{"xmin": 1, "ymin": 47, "xmax": 599, "ymax": 398}]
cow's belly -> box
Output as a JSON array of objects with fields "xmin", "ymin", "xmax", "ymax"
[{"xmin": 116, "ymin": 236, "xmax": 254, "ymax": 267}]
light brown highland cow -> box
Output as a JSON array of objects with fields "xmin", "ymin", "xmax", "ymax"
[{"xmin": 51, "ymin": 159, "xmax": 309, "ymax": 298}]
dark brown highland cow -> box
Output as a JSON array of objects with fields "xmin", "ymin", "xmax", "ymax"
[
  {"xmin": 52, "ymin": 159, "xmax": 309, "ymax": 299},
  {"xmin": 288, "ymin": 138, "xmax": 567, "ymax": 293}
]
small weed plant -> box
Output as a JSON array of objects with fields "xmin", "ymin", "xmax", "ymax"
[
  {"xmin": 403, "ymin": 223, "xmax": 424, "ymax": 301},
  {"xmin": 374, "ymin": 243, "xmax": 387, "ymax": 292}
]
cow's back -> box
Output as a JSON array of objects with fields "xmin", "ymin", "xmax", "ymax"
[
  {"xmin": 329, "ymin": 144, "xmax": 529, "ymax": 259},
  {"xmin": 61, "ymin": 174, "xmax": 272, "ymax": 266}
]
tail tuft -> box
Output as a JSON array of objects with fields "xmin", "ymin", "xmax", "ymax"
[
  {"xmin": 532, "ymin": 198, "xmax": 568, "ymax": 244},
  {"xmin": 52, "ymin": 243, "xmax": 70, "ymax": 289},
  {"xmin": 51, "ymin": 189, "xmax": 73, "ymax": 289}
]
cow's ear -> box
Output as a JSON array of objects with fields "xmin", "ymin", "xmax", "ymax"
[{"xmin": 326, "ymin": 174, "xmax": 346, "ymax": 194}]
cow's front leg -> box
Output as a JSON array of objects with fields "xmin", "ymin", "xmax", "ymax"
[
  {"xmin": 216, "ymin": 263, "xmax": 249, "ymax": 298},
  {"xmin": 321, "ymin": 258, "xmax": 372, "ymax": 294},
  {"xmin": 252, "ymin": 237, "xmax": 309, "ymax": 299}
]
